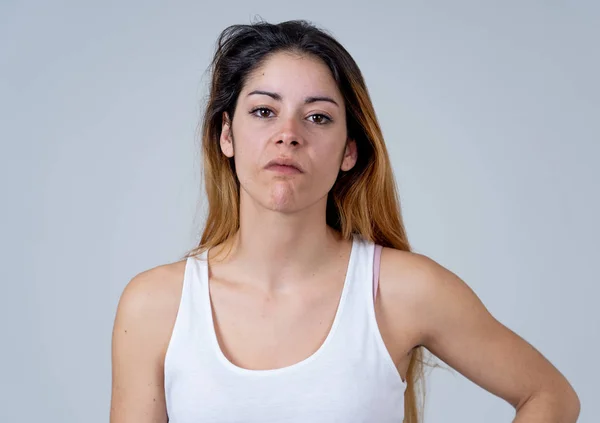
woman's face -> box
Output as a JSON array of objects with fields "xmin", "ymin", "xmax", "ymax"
[{"xmin": 220, "ymin": 51, "xmax": 357, "ymax": 213}]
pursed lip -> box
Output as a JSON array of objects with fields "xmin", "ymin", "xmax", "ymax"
[{"xmin": 264, "ymin": 157, "xmax": 304, "ymax": 173}]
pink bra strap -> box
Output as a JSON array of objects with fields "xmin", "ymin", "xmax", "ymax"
[{"xmin": 373, "ymin": 244, "xmax": 383, "ymax": 301}]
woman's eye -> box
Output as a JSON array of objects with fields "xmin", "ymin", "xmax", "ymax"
[
  {"xmin": 251, "ymin": 107, "xmax": 274, "ymax": 118},
  {"xmin": 308, "ymin": 114, "xmax": 332, "ymax": 125}
]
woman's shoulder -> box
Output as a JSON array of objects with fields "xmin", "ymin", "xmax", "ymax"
[
  {"xmin": 113, "ymin": 259, "xmax": 188, "ymax": 358},
  {"xmin": 379, "ymin": 247, "xmax": 468, "ymax": 307},
  {"xmin": 378, "ymin": 246, "xmax": 487, "ymax": 346},
  {"xmin": 119, "ymin": 260, "xmax": 187, "ymax": 314},
  {"xmin": 379, "ymin": 247, "xmax": 454, "ymax": 295}
]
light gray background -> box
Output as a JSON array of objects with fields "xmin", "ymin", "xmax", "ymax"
[{"xmin": 1, "ymin": 1, "xmax": 598, "ymax": 422}]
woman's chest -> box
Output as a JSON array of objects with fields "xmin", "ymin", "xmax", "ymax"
[{"xmin": 165, "ymin": 358, "xmax": 405, "ymax": 423}]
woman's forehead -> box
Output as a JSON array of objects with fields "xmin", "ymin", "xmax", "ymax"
[{"xmin": 242, "ymin": 52, "xmax": 342, "ymax": 101}]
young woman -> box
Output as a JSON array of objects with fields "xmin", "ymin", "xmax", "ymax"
[{"xmin": 110, "ymin": 20, "xmax": 580, "ymax": 423}]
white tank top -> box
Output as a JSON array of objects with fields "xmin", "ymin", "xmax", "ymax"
[{"xmin": 164, "ymin": 233, "xmax": 407, "ymax": 422}]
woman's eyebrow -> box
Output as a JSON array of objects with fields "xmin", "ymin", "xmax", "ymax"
[{"xmin": 246, "ymin": 90, "xmax": 339, "ymax": 108}]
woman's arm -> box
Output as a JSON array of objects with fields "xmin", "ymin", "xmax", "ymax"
[
  {"xmin": 110, "ymin": 267, "xmax": 179, "ymax": 423},
  {"xmin": 395, "ymin": 252, "xmax": 580, "ymax": 422}
]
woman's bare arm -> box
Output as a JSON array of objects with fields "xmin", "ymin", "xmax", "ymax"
[
  {"xmin": 391, "ymin": 251, "xmax": 580, "ymax": 422},
  {"xmin": 110, "ymin": 265, "xmax": 183, "ymax": 423}
]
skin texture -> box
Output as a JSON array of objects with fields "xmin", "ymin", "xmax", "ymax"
[{"xmin": 110, "ymin": 52, "xmax": 580, "ymax": 423}]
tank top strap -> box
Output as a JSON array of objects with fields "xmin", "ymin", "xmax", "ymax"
[{"xmin": 373, "ymin": 243, "xmax": 383, "ymax": 300}]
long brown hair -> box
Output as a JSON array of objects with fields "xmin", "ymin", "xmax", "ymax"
[{"xmin": 182, "ymin": 19, "xmax": 433, "ymax": 422}]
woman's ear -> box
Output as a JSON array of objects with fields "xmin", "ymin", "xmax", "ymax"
[
  {"xmin": 220, "ymin": 112, "xmax": 234, "ymax": 158},
  {"xmin": 340, "ymin": 138, "xmax": 357, "ymax": 171}
]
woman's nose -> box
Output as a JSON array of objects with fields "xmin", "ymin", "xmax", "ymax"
[{"xmin": 274, "ymin": 115, "xmax": 304, "ymax": 146}]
